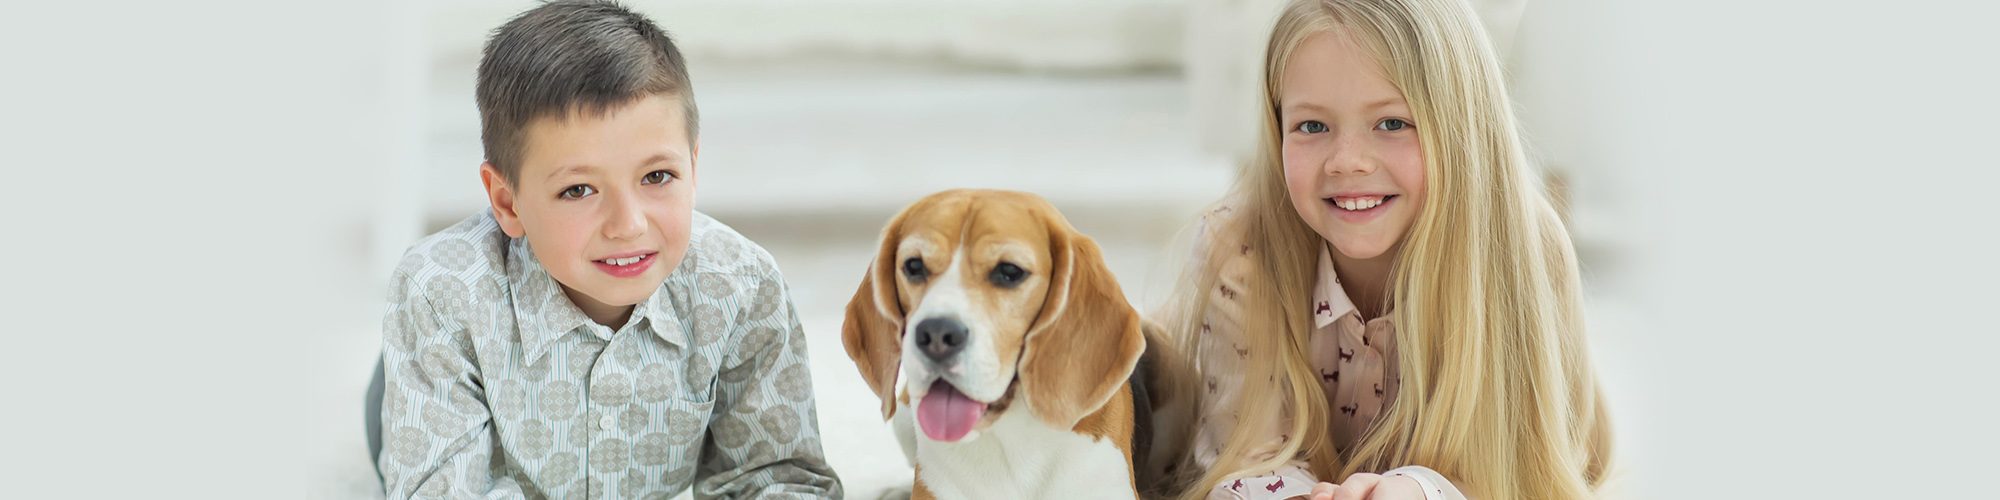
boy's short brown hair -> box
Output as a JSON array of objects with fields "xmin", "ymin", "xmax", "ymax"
[{"xmin": 476, "ymin": 0, "xmax": 698, "ymax": 184}]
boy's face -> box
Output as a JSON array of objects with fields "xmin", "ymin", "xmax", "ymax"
[{"xmin": 481, "ymin": 94, "xmax": 698, "ymax": 325}]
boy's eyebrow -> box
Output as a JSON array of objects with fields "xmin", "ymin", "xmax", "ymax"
[
  {"xmin": 546, "ymin": 164, "xmax": 597, "ymax": 181},
  {"xmin": 544, "ymin": 152, "xmax": 686, "ymax": 180},
  {"xmin": 638, "ymin": 152, "xmax": 684, "ymax": 168}
]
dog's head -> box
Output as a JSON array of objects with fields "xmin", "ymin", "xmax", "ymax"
[{"xmin": 842, "ymin": 189, "xmax": 1146, "ymax": 442}]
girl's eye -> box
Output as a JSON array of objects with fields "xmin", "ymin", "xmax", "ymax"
[
  {"xmin": 1376, "ymin": 118, "xmax": 1412, "ymax": 131},
  {"xmin": 642, "ymin": 170, "xmax": 675, "ymax": 185},
  {"xmin": 1295, "ymin": 120, "xmax": 1329, "ymax": 134},
  {"xmin": 559, "ymin": 185, "xmax": 595, "ymax": 200}
]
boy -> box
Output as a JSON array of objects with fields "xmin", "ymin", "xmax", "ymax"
[{"xmin": 378, "ymin": 2, "xmax": 841, "ymax": 498}]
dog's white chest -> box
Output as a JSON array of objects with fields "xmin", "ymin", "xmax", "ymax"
[{"xmin": 912, "ymin": 409, "xmax": 1134, "ymax": 500}]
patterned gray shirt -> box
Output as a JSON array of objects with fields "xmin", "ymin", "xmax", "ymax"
[{"xmin": 379, "ymin": 211, "xmax": 841, "ymax": 499}]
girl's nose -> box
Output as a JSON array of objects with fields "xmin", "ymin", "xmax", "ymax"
[{"xmin": 1324, "ymin": 136, "xmax": 1378, "ymax": 176}]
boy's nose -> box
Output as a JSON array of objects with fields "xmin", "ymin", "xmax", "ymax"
[{"xmin": 602, "ymin": 195, "xmax": 646, "ymax": 240}]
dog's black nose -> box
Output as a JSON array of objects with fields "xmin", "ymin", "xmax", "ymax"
[{"xmin": 913, "ymin": 317, "xmax": 968, "ymax": 362}]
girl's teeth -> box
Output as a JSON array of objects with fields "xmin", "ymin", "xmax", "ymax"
[
  {"xmin": 1337, "ymin": 197, "xmax": 1385, "ymax": 211},
  {"xmin": 604, "ymin": 255, "xmax": 642, "ymax": 266}
]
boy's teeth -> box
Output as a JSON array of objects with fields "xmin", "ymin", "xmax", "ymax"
[{"xmin": 603, "ymin": 255, "xmax": 642, "ymax": 266}]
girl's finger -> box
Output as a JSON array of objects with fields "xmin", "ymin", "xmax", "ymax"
[
  {"xmin": 1330, "ymin": 473, "xmax": 1381, "ymax": 500},
  {"xmin": 1310, "ymin": 481, "xmax": 1339, "ymax": 500}
]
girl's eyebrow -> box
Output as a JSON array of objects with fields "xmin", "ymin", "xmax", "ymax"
[
  {"xmin": 1281, "ymin": 101, "xmax": 1331, "ymax": 114},
  {"xmin": 1361, "ymin": 96, "xmax": 1406, "ymax": 111},
  {"xmin": 1280, "ymin": 97, "xmax": 1406, "ymax": 115}
]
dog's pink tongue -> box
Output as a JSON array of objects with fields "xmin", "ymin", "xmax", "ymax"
[{"xmin": 916, "ymin": 381, "xmax": 986, "ymax": 442}]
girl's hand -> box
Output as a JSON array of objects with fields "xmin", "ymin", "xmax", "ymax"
[{"xmin": 1304, "ymin": 473, "xmax": 1424, "ymax": 500}]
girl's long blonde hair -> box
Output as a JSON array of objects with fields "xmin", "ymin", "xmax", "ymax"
[{"xmin": 1159, "ymin": 0, "xmax": 1612, "ymax": 498}]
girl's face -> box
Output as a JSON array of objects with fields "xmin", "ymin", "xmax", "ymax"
[{"xmin": 1279, "ymin": 30, "xmax": 1427, "ymax": 261}]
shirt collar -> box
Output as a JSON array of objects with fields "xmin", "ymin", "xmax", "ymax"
[
  {"xmin": 507, "ymin": 236, "xmax": 695, "ymax": 365},
  {"xmin": 508, "ymin": 237, "xmax": 596, "ymax": 365},
  {"xmin": 635, "ymin": 270, "xmax": 688, "ymax": 349},
  {"xmin": 1313, "ymin": 245, "xmax": 1360, "ymax": 329}
]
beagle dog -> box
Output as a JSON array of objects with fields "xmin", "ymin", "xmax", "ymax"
[{"xmin": 842, "ymin": 189, "xmax": 1190, "ymax": 500}]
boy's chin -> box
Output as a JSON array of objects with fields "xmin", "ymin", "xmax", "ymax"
[
  {"xmin": 590, "ymin": 275, "xmax": 670, "ymax": 301},
  {"xmin": 564, "ymin": 271, "xmax": 669, "ymax": 305}
]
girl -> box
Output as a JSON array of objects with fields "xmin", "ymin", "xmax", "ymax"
[{"xmin": 1161, "ymin": 0, "xmax": 1612, "ymax": 498}]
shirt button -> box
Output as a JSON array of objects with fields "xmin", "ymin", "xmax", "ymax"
[{"xmin": 598, "ymin": 415, "xmax": 616, "ymax": 431}]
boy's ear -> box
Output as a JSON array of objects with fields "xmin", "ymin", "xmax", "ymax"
[{"xmin": 479, "ymin": 162, "xmax": 526, "ymax": 238}]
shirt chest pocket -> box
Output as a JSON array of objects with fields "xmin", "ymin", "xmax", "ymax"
[
  {"xmin": 627, "ymin": 355, "xmax": 716, "ymax": 421},
  {"xmin": 629, "ymin": 396, "xmax": 713, "ymax": 471}
]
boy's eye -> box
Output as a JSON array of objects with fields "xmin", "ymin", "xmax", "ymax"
[
  {"xmin": 642, "ymin": 170, "xmax": 676, "ymax": 185},
  {"xmin": 1294, "ymin": 120, "xmax": 1328, "ymax": 134},
  {"xmin": 559, "ymin": 185, "xmax": 595, "ymax": 200},
  {"xmin": 1376, "ymin": 118, "xmax": 1413, "ymax": 131}
]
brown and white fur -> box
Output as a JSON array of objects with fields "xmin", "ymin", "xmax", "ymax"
[{"xmin": 842, "ymin": 190, "xmax": 1192, "ymax": 500}]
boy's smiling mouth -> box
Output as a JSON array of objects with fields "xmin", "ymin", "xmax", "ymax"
[{"xmin": 592, "ymin": 251, "xmax": 658, "ymax": 277}]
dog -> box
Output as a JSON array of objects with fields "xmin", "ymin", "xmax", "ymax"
[{"xmin": 842, "ymin": 189, "xmax": 1191, "ymax": 500}]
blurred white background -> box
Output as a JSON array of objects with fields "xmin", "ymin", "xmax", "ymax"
[{"xmin": 3, "ymin": 0, "xmax": 1995, "ymax": 498}]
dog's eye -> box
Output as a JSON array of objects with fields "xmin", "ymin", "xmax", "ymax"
[
  {"xmin": 902, "ymin": 257, "xmax": 928, "ymax": 282},
  {"xmin": 989, "ymin": 262, "xmax": 1028, "ymax": 287}
]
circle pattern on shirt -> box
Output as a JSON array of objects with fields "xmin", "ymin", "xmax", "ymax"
[
  {"xmin": 698, "ymin": 274, "xmax": 735, "ymax": 299},
  {"xmin": 518, "ymin": 419, "xmax": 554, "ymax": 459},
  {"xmin": 634, "ymin": 432, "xmax": 674, "ymax": 466},
  {"xmin": 667, "ymin": 405, "xmax": 705, "ymax": 445},
  {"xmin": 775, "ymin": 363, "xmax": 811, "ymax": 401},
  {"xmin": 540, "ymin": 452, "xmax": 578, "ymax": 487},
  {"xmin": 426, "ymin": 275, "xmax": 470, "ymax": 317},
  {"xmin": 589, "ymin": 372, "xmax": 632, "ymax": 407},
  {"xmin": 422, "ymin": 400, "xmax": 464, "ymax": 437},
  {"xmin": 589, "ymin": 437, "xmax": 630, "ymax": 472},
  {"xmin": 433, "ymin": 239, "xmax": 479, "ymax": 272},
  {"xmin": 759, "ymin": 407, "xmax": 801, "ymax": 444},
  {"xmin": 712, "ymin": 413, "xmax": 752, "ymax": 450},
  {"xmin": 692, "ymin": 303, "xmax": 727, "ymax": 346},
  {"xmin": 620, "ymin": 403, "xmax": 651, "ymax": 430},
  {"xmin": 745, "ymin": 279, "xmax": 783, "ymax": 321},
  {"xmin": 537, "ymin": 380, "xmax": 580, "ymax": 419},
  {"xmin": 635, "ymin": 363, "xmax": 679, "ymax": 402},
  {"xmin": 684, "ymin": 354, "xmax": 715, "ymax": 389},
  {"xmin": 493, "ymin": 381, "xmax": 527, "ymax": 416}
]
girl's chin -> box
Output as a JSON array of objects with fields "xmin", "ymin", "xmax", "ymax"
[{"xmin": 1325, "ymin": 237, "xmax": 1396, "ymax": 261}]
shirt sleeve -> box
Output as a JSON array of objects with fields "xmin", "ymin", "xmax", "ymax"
[
  {"xmin": 1385, "ymin": 465, "xmax": 1469, "ymax": 500},
  {"xmin": 1192, "ymin": 241, "xmax": 1319, "ymax": 500},
  {"xmin": 378, "ymin": 273, "xmax": 527, "ymax": 499},
  {"xmin": 693, "ymin": 275, "xmax": 843, "ymax": 499}
]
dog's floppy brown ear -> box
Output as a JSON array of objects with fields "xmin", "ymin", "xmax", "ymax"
[
  {"xmin": 1018, "ymin": 213, "xmax": 1147, "ymax": 430},
  {"xmin": 842, "ymin": 212, "xmax": 910, "ymax": 420}
]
